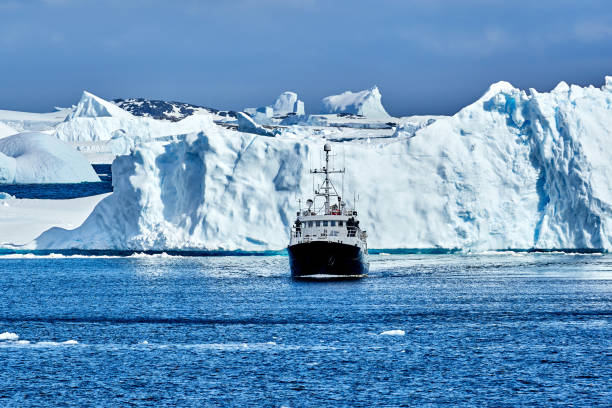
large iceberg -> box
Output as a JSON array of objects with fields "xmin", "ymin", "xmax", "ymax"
[
  {"xmin": 33, "ymin": 76, "xmax": 612, "ymax": 251},
  {"xmin": 321, "ymin": 86, "xmax": 391, "ymax": 119},
  {"xmin": 54, "ymin": 91, "xmax": 214, "ymax": 143},
  {"xmin": 0, "ymin": 132, "xmax": 100, "ymax": 184}
]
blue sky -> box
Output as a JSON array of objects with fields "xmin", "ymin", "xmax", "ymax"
[{"xmin": 1, "ymin": 0, "xmax": 611, "ymax": 116}]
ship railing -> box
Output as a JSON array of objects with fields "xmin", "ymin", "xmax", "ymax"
[{"xmin": 292, "ymin": 230, "xmax": 362, "ymax": 242}]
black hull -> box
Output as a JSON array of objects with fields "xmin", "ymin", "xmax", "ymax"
[{"xmin": 288, "ymin": 241, "xmax": 368, "ymax": 279}]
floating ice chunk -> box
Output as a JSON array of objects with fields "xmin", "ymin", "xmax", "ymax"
[
  {"xmin": 0, "ymin": 332, "xmax": 19, "ymax": 341},
  {"xmin": 321, "ymin": 86, "xmax": 390, "ymax": 119},
  {"xmin": 380, "ymin": 330, "xmax": 405, "ymax": 336},
  {"xmin": 0, "ymin": 132, "xmax": 100, "ymax": 184},
  {"xmin": 35, "ymin": 340, "xmax": 79, "ymax": 347}
]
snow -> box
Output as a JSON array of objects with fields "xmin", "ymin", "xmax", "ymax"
[
  {"xmin": 321, "ymin": 86, "xmax": 391, "ymax": 119},
  {"xmin": 54, "ymin": 93, "xmax": 216, "ymax": 143},
  {"xmin": 393, "ymin": 116, "xmax": 440, "ymax": 138},
  {"xmin": 0, "ymin": 107, "xmax": 71, "ymax": 132},
  {"xmin": 0, "ymin": 132, "xmax": 100, "ymax": 184},
  {"xmin": 0, "ymin": 193, "xmax": 109, "ymax": 246},
  {"xmin": 0, "ymin": 122, "xmax": 17, "ymax": 138},
  {"xmin": 236, "ymin": 112, "xmax": 275, "ymax": 136},
  {"xmin": 67, "ymin": 91, "xmax": 134, "ymax": 119}
]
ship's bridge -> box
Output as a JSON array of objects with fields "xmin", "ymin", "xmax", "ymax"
[{"xmin": 290, "ymin": 212, "xmax": 366, "ymax": 247}]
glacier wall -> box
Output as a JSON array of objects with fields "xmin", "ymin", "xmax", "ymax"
[{"xmin": 35, "ymin": 77, "xmax": 612, "ymax": 251}]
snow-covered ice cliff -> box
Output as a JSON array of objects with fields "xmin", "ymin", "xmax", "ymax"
[{"xmin": 34, "ymin": 76, "xmax": 612, "ymax": 251}]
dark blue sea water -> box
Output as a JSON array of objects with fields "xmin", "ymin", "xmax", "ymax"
[
  {"xmin": 0, "ymin": 253, "xmax": 610, "ymax": 407},
  {"xmin": 0, "ymin": 164, "xmax": 112, "ymax": 199}
]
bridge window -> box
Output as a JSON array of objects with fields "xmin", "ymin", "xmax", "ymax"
[
  {"xmin": 323, "ymin": 221, "xmax": 328, "ymax": 226},
  {"xmin": 315, "ymin": 221, "xmax": 320, "ymax": 227},
  {"xmin": 338, "ymin": 221, "xmax": 343, "ymax": 227},
  {"xmin": 330, "ymin": 221, "xmax": 336, "ymax": 226},
  {"xmin": 308, "ymin": 221, "xmax": 313, "ymax": 227}
]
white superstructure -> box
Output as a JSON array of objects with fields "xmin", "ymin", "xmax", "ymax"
[{"xmin": 289, "ymin": 144, "xmax": 368, "ymax": 252}]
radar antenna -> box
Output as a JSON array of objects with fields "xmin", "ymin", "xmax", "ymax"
[{"xmin": 311, "ymin": 143, "xmax": 345, "ymax": 214}]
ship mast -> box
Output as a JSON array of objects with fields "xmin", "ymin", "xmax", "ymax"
[{"xmin": 311, "ymin": 143, "xmax": 344, "ymax": 214}]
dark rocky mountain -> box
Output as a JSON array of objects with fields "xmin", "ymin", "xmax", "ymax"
[{"xmin": 113, "ymin": 98, "xmax": 236, "ymax": 122}]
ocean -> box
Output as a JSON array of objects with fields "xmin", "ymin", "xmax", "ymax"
[{"xmin": 0, "ymin": 253, "xmax": 610, "ymax": 406}]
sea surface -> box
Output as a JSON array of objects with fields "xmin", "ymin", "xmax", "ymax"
[
  {"xmin": 0, "ymin": 164, "xmax": 112, "ymax": 199},
  {"xmin": 0, "ymin": 253, "xmax": 610, "ymax": 407}
]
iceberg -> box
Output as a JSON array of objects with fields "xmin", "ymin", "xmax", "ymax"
[
  {"xmin": 67, "ymin": 91, "xmax": 134, "ymax": 120},
  {"xmin": 321, "ymin": 86, "xmax": 391, "ymax": 119},
  {"xmin": 0, "ymin": 132, "xmax": 100, "ymax": 184},
  {"xmin": 236, "ymin": 112, "xmax": 275, "ymax": 136},
  {"xmin": 54, "ymin": 91, "xmax": 215, "ymax": 143},
  {"xmin": 27, "ymin": 76, "xmax": 612, "ymax": 251},
  {"xmin": 0, "ymin": 107, "xmax": 71, "ymax": 133},
  {"xmin": 273, "ymin": 91, "xmax": 305, "ymax": 116},
  {"xmin": 245, "ymin": 91, "xmax": 306, "ymax": 120}
]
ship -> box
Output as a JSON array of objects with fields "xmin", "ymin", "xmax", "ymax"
[{"xmin": 288, "ymin": 143, "xmax": 369, "ymax": 279}]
